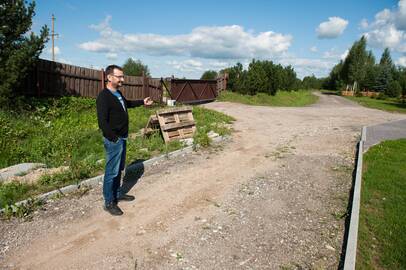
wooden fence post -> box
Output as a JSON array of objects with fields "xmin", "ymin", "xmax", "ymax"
[
  {"xmin": 142, "ymin": 71, "xmax": 149, "ymax": 98},
  {"xmin": 101, "ymin": 68, "xmax": 105, "ymax": 90},
  {"xmin": 36, "ymin": 65, "xmax": 41, "ymax": 97}
]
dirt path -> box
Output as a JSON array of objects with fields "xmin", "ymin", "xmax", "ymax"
[{"xmin": 1, "ymin": 93, "xmax": 405, "ymax": 270}]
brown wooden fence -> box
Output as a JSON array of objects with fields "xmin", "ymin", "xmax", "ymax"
[
  {"xmin": 22, "ymin": 59, "xmax": 163, "ymax": 102},
  {"xmin": 217, "ymin": 73, "xmax": 228, "ymax": 92},
  {"xmin": 341, "ymin": 90, "xmax": 379, "ymax": 97}
]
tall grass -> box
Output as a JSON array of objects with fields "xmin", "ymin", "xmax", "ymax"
[
  {"xmin": 345, "ymin": 96, "xmax": 406, "ymax": 114},
  {"xmin": 0, "ymin": 97, "xmax": 234, "ymax": 208}
]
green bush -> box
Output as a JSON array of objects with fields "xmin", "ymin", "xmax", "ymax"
[
  {"xmin": 376, "ymin": 93, "xmax": 388, "ymax": 100},
  {"xmin": 385, "ymin": 80, "xmax": 402, "ymax": 98}
]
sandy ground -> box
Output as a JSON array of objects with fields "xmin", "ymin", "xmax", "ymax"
[{"xmin": 1, "ymin": 92, "xmax": 405, "ymax": 270}]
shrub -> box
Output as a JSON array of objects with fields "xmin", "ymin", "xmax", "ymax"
[{"xmin": 385, "ymin": 80, "xmax": 402, "ymax": 98}]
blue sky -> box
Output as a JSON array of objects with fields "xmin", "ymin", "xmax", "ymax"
[{"xmin": 32, "ymin": 0, "xmax": 402, "ymax": 79}]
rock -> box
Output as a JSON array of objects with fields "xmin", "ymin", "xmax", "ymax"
[
  {"xmin": 0, "ymin": 163, "xmax": 46, "ymax": 182},
  {"xmin": 180, "ymin": 138, "xmax": 194, "ymax": 146},
  {"xmin": 207, "ymin": 131, "xmax": 219, "ymax": 139}
]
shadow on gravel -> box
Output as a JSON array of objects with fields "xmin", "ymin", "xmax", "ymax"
[
  {"xmin": 120, "ymin": 159, "xmax": 145, "ymax": 194},
  {"xmin": 337, "ymin": 141, "xmax": 360, "ymax": 270}
]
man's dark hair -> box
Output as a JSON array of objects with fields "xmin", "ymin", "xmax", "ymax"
[{"xmin": 105, "ymin": 65, "xmax": 123, "ymax": 76}]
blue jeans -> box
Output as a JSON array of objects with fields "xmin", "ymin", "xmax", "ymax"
[{"xmin": 103, "ymin": 137, "xmax": 126, "ymax": 206}]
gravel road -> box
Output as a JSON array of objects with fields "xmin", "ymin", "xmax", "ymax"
[{"xmin": 1, "ymin": 92, "xmax": 405, "ymax": 270}]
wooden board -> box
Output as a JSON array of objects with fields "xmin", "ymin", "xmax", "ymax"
[
  {"xmin": 156, "ymin": 106, "xmax": 196, "ymax": 143},
  {"xmin": 142, "ymin": 115, "xmax": 160, "ymax": 136}
]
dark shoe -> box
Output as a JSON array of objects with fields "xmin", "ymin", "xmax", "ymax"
[
  {"xmin": 117, "ymin": 194, "xmax": 135, "ymax": 201},
  {"xmin": 104, "ymin": 202, "xmax": 123, "ymax": 216}
]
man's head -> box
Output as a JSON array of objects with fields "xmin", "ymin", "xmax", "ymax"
[{"xmin": 105, "ymin": 65, "xmax": 124, "ymax": 90}]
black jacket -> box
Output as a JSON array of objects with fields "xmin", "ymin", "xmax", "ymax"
[{"xmin": 96, "ymin": 88, "xmax": 144, "ymax": 142}]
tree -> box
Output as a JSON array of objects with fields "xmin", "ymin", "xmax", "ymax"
[
  {"xmin": 0, "ymin": 0, "xmax": 49, "ymax": 105},
  {"xmin": 379, "ymin": 48, "xmax": 394, "ymax": 67},
  {"xmin": 281, "ymin": 65, "xmax": 298, "ymax": 91},
  {"xmin": 200, "ymin": 70, "xmax": 217, "ymax": 80},
  {"xmin": 324, "ymin": 61, "xmax": 344, "ymax": 90},
  {"xmin": 220, "ymin": 63, "xmax": 243, "ymax": 91},
  {"xmin": 372, "ymin": 49, "xmax": 396, "ymax": 93},
  {"xmin": 374, "ymin": 65, "xmax": 391, "ymax": 93},
  {"xmin": 122, "ymin": 58, "xmax": 150, "ymax": 76},
  {"xmin": 340, "ymin": 36, "xmax": 374, "ymax": 90},
  {"xmin": 359, "ymin": 51, "xmax": 376, "ymax": 90},
  {"xmin": 379, "ymin": 48, "xmax": 397, "ymax": 80},
  {"xmin": 244, "ymin": 60, "xmax": 268, "ymax": 95},
  {"xmin": 398, "ymin": 68, "xmax": 406, "ymax": 102},
  {"xmin": 221, "ymin": 60, "xmax": 300, "ymax": 95},
  {"xmin": 302, "ymin": 75, "xmax": 322, "ymax": 90},
  {"xmin": 386, "ymin": 80, "xmax": 401, "ymax": 97},
  {"xmin": 363, "ymin": 65, "xmax": 379, "ymax": 91}
]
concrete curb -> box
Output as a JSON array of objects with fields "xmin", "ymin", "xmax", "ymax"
[
  {"xmin": 343, "ymin": 126, "xmax": 366, "ymax": 270},
  {"xmin": 0, "ymin": 135, "xmax": 228, "ymax": 213}
]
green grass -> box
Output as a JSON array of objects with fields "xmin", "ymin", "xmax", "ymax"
[
  {"xmin": 345, "ymin": 96, "xmax": 406, "ymax": 114},
  {"xmin": 217, "ymin": 90, "xmax": 318, "ymax": 107},
  {"xmin": 357, "ymin": 139, "xmax": 406, "ymax": 269},
  {"xmin": 0, "ymin": 97, "xmax": 234, "ymax": 209}
]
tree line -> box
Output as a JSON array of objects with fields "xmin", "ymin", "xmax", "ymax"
[
  {"xmin": 323, "ymin": 36, "xmax": 406, "ymax": 98},
  {"xmin": 201, "ymin": 36, "xmax": 406, "ymax": 99},
  {"xmin": 201, "ymin": 60, "xmax": 304, "ymax": 96}
]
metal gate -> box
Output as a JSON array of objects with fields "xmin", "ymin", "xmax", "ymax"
[{"xmin": 168, "ymin": 79, "xmax": 218, "ymax": 104}]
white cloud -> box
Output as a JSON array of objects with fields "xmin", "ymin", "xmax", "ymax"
[
  {"xmin": 167, "ymin": 59, "xmax": 204, "ymax": 73},
  {"xmin": 310, "ymin": 46, "xmax": 318, "ymax": 52},
  {"xmin": 322, "ymin": 48, "xmax": 338, "ymax": 59},
  {"xmin": 278, "ymin": 56, "xmax": 336, "ymax": 78},
  {"xmin": 106, "ymin": 52, "xmax": 118, "ymax": 60},
  {"xmin": 47, "ymin": 46, "xmax": 60, "ymax": 55},
  {"xmin": 316, "ymin": 17, "xmax": 348, "ymax": 39},
  {"xmin": 396, "ymin": 56, "xmax": 406, "ymax": 66},
  {"xmin": 79, "ymin": 16, "xmax": 292, "ymax": 60},
  {"xmin": 396, "ymin": 0, "xmax": 406, "ymax": 30},
  {"xmin": 341, "ymin": 49, "xmax": 349, "ymax": 60},
  {"xmin": 363, "ymin": 1, "xmax": 406, "ymax": 53},
  {"xmin": 375, "ymin": 9, "xmax": 392, "ymax": 25},
  {"xmin": 359, "ymin": 19, "xmax": 369, "ymax": 29},
  {"xmin": 321, "ymin": 48, "xmax": 348, "ymax": 60},
  {"xmin": 365, "ymin": 24, "xmax": 403, "ymax": 49}
]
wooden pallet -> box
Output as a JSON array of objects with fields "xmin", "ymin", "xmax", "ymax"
[
  {"xmin": 156, "ymin": 106, "xmax": 196, "ymax": 143},
  {"xmin": 142, "ymin": 115, "xmax": 160, "ymax": 136}
]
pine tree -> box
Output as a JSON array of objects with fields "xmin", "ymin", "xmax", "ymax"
[
  {"xmin": 379, "ymin": 48, "xmax": 393, "ymax": 67},
  {"xmin": 374, "ymin": 48, "xmax": 395, "ymax": 93},
  {"xmin": 374, "ymin": 65, "xmax": 391, "ymax": 93},
  {"xmin": 0, "ymin": 0, "xmax": 49, "ymax": 105},
  {"xmin": 341, "ymin": 36, "xmax": 372, "ymax": 90},
  {"xmin": 325, "ymin": 61, "xmax": 344, "ymax": 90}
]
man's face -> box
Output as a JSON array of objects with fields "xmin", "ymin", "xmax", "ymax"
[{"xmin": 108, "ymin": 68, "xmax": 124, "ymax": 88}]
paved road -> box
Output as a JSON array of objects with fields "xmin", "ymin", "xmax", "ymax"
[{"xmin": 364, "ymin": 119, "xmax": 406, "ymax": 151}]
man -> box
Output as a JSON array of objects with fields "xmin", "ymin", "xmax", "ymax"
[{"xmin": 96, "ymin": 65, "xmax": 153, "ymax": 216}]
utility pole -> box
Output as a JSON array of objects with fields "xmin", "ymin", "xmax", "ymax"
[{"xmin": 51, "ymin": 14, "xmax": 59, "ymax": 61}]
